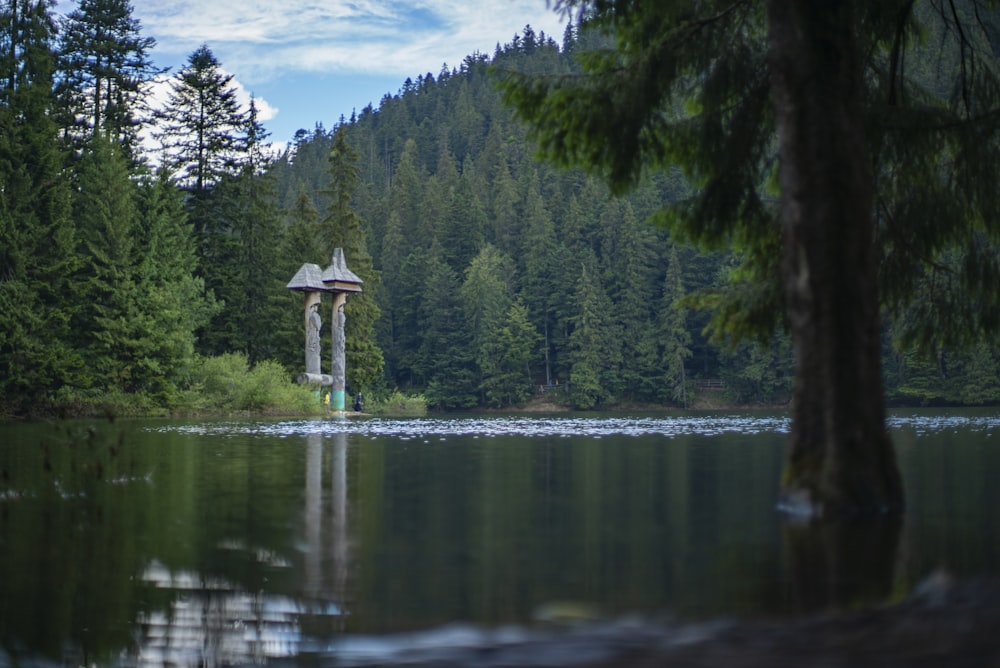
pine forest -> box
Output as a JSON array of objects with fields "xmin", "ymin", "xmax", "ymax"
[{"xmin": 3, "ymin": 0, "xmax": 1000, "ymax": 418}]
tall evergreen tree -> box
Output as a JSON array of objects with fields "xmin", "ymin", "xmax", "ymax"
[
  {"xmin": 955, "ymin": 344, "xmax": 1000, "ymax": 405},
  {"xmin": 499, "ymin": 0, "xmax": 1000, "ymax": 515},
  {"xmin": 519, "ymin": 179, "xmax": 561, "ymax": 386},
  {"xmin": 604, "ymin": 199, "xmax": 658, "ymax": 400},
  {"xmin": 155, "ymin": 44, "xmax": 244, "ymax": 197},
  {"xmin": 483, "ymin": 299, "xmax": 541, "ymax": 407},
  {"xmin": 460, "ymin": 244, "xmax": 515, "ymax": 403},
  {"xmin": 658, "ymin": 245, "xmax": 692, "ymax": 406},
  {"xmin": 321, "ymin": 125, "xmax": 384, "ymax": 390},
  {"xmin": 134, "ymin": 168, "xmax": 217, "ymax": 401},
  {"xmin": 393, "ymin": 249, "xmax": 433, "ymax": 387},
  {"xmin": 440, "ymin": 174, "xmax": 486, "ymax": 273},
  {"xmin": 422, "ymin": 248, "xmax": 478, "ymax": 408},
  {"xmin": 0, "ymin": 0, "xmax": 80, "ymax": 411},
  {"xmin": 276, "ymin": 185, "xmax": 324, "ymax": 371},
  {"xmin": 71, "ymin": 134, "xmax": 146, "ymax": 392},
  {"xmin": 283, "ymin": 185, "xmax": 322, "ymax": 264},
  {"xmin": 484, "ymin": 141, "xmax": 521, "ymax": 255},
  {"xmin": 376, "ymin": 137, "xmax": 425, "ymax": 383},
  {"xmin": 155, "ymin": 45, "xmax": 246, "ymax": 357},
  {"xmin": 567, "ymin": 254, "xmax": 620, "ymax": 409},
  {"xmin": 56, "ymin": 0, "xmax": 159, "ymax": 157},
  {"xmin": 212, "ymin": 99, "xmax": 286, "ymax": 366},
  {"xmin": 718, "ymin": 335, "xmax": 792, "ymax": 405},
  {"xmin": 376, "ymin": 208, "xmax": 405, "ymax": 381}
]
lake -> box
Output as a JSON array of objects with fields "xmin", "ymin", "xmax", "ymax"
[{"xmin": 1, "ymin": 409, "xmax": 998, "ymax": 666}]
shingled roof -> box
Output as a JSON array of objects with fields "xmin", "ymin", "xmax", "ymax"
[
  {"xmin": 286, "ymin": 263, "xmax": 327, "ymax": 292},
  {"xmin": 321, "ymin": 248, "xmax": 363, "ymax": 292}
]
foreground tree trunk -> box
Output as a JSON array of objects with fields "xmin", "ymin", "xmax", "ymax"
[{"xmin": 768, "ymin": 0, "xmax": 904, "ymax": 517}]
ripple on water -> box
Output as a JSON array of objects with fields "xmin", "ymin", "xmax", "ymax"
[
  {"xmin": 152, "ymin": 414, "xmax": 794, "ymax": 439},
  {"xmin": 148, "ymin": 412, "xmax": 1000, "ymax": 440}
]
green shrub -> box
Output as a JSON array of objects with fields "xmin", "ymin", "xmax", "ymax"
[
  {"xmin": 180, "ymin": 353, "xmax": 323, "ymax": 415},
  {"xmin": 368, "ymin": 391, "xmax": 427, "ymax": 416},
  {"xmin": 51, "ymin": 386, "xmax": 162, "ymax": 417},
  {"xmin": 190, "ymin": 352, "xmax": 248, "ymax": 410}
]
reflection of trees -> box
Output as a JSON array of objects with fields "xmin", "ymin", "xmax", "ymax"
[
  {"xmin": 137, "ymin": 560, "xmax": 303, "ymax": 664},
  {"xmin": 134, "ymin": 432, "xmax": 353, "ymax": 664},
  {"xmin": 784, "ymin": 516, "xmax": 903, "ymax": 614}
]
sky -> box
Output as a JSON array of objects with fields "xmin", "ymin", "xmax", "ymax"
[{"xmin": 97, "ymin": 0, "xmax": 569, "ymax": 147}]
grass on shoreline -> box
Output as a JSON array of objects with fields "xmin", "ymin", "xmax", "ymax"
[{"xmin": 10, "ymin": 354, "xmax": 430, "ymax": 421}]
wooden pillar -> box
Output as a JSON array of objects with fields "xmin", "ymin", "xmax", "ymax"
[
  {"xmin": 319, "ymin": 248, "xmax": 362, "ymax": 412},
  {"xmin": 330, "ymin": 292, "xmax": 347, "ymax": 411},
  {"xmin": 303, "ymin": 291, "xmax": 322, "ymax": 376}
]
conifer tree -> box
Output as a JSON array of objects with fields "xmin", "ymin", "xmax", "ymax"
[
  {"xmin": 415, "ymin": 166, "xmax": 450, "ymax": 244},
  {"xmin": 377, "ymin": 139, "xmax": 424, "ymax": 386},
  {"xmin": 422, "ymin": 248, "xmax": 478, "ymax": 408},
  {"xmin": 440, "ymin": 174, "xmax": 486, "ymax": 273},
  {"xmin": 376, "ymin": 134, "xmax": 425, "ymax": 377},
  {"xmin": 284, "ymin": 185, "xmax": 323, "ymax": 265},
  {"xmin": 955, "ymin": 344, "xmax": 1000, "ymax": 405},
  {"xmin": 156, "ymin": 46, "xmax": 248, "ymax": 357},
  {"xmin": 484, "ymin": 300, "xmax": 541, "ymax": 407},
  {"xmin": 56, "ymin": 0, "xmax": 159, "ymax": 157},
  {"xmin": 376, "ymin": 208, "xmax": 405, "ymax": 381},
  {"xmin": 658, "ymin": 245, "xmax": 692, "ymax": 407},
  {"xmin": 603, "ymin": 199, "xmax": 658, "ymax": 400},
  {"xmin": 460, "ymin": 244, "xmax": 515, "ymax": 403},
  {"xmin": 387, "ymin": 138, "xmax": 425, "ymax": 238},
  {"xmin": 322, "ymin": 125, "xmax": 384, "ymax": 390},
  {"xmin": 134, "ymin": 168, "xmax": 217, "ymax": 401},
  {"xmin": 484, "ymin": 137, "xmax": 521, "ymax": 255},
  {"xmin": 156, "ymin": 44, "xmax": 244, "ymax": 197},
  {"xmin": 213, "ymin": 99, "xmax": 286, "ymax": 366},
  {"xmin": 498, "ymin": 0, "xmax": 1000, "ymax": 514},
  {"xmin": 718, "ymin": 335, "xmax": 792, "ymax": 405},
  {"xmin": 72, "ymin": 134, "xmax": 146, "ymax": 392},
  {"xmin": 519, "ymin": 179, "xmax": 561, "ymax": 386},
  {"xmin": 0, "ymin": 0, "xmax": 80, "ymax": 410},
  {"xmin": 275, "ymin": 186, "xmax": 324, "ymax": 371},
  {"xmin": 567, "ymin": 254, "xmax": 620, "ymax": 409},
  {"xmin": 393, "ymin": 249, "xmax": 432, "ymax": 386}
]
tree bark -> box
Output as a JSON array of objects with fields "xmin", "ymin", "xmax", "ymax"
[{"xmin": 768, "ymin": 0, "xmax": 904, "ymax": 517}]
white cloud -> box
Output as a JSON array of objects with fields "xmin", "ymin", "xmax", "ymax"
[
  {"xmin": 139, "ymin": 71, "xmax": 282, "ymax": 162},
  {"xmin": 117, "ymin": 0, "xmax": 566, "ymax": 142},
  {"xmin": 143, "ymin": 70, "xmax": 278, "ymax": 123},
  {"xmin": 131, "ymin": 0, "xmax": 566, "ymax": 81}
]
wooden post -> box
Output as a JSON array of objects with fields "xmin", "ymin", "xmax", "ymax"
[
  {"xmin": 321, "ymin": 248, "xmax": 363, "ymax": 413},
  {"xmin": 303, "ymin": 291, "xmax": 322, "ymax": 376},
  {"xmin": 287, "ymin": 263, "xmax": 331, "ymax": 401},
  {"xmin": 330, "ymin": 292, "xmax": 347, "ymax": 411}
]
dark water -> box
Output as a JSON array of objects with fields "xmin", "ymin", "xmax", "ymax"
[{"xmin": 0, "ymin": 410, "xmax": 998, "ymax": 666}]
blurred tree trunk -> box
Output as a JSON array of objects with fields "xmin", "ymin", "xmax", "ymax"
[{"xmin": 768, "ymin": 0, "xmax": 904, "ymax": 517}]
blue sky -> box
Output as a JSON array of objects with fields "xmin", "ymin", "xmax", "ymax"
[{"xmin": 115, "ymin": 0, "xmax": 569, "ymax": 146}]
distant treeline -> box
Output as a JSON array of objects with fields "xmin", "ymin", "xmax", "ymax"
[{"xmin": 2, "ymin": 1, "xmax": 998, "ymax": 417}]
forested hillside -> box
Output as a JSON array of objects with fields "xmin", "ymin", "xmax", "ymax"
[
  {"xmin": 258, "ymin": 26, "xmax": 790, "ymax": 411},
  {"xmin": 2, "ymin": 0, "xmax": 999, "ymax": 417}
]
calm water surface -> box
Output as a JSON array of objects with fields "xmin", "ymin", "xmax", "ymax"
[{"xmin": 1, "ymin": 410, "xmax": 998, "ymax": 666}]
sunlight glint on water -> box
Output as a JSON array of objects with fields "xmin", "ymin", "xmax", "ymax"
[{"xmin": 150, "ymin": 412, "xmax": 1000, "ymax": 439}]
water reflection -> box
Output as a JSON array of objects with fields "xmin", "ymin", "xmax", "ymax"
[
  {"xmin": 157, "ymin": 414, "xmax": 795, "ymax": 438},
  {"xmin": 137, "ymin": 561, "xmax": 306, "ymax": 664},
  {"xmin": 784, "ymin": 516, "xmax": 904, "ymax": 613},
  {"xmin": 152, "ymin": 411, "xmax": 1000, "ymax": 439},
  {"xmin": 305, "ymin": 432, "xmax": 351, "ymax": 610},
  {"xmin": 1, "ymin": 411, "xmax": 999, "ymax": 666},
  {"xmin": 131, "ymin": 431, "xmax": 353, "ymax": 665}
]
